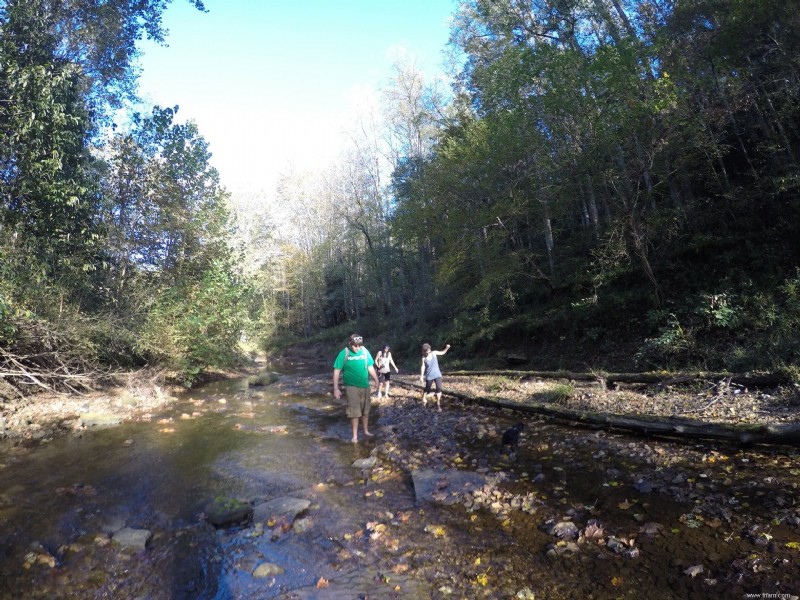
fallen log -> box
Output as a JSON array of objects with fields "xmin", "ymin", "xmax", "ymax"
[
  {"xmin": 394, "ymin": 381, "xmax": 800, "ymax": 447},
  {"xmin": 445, "ymin": 370, "xmax": 791, "ymax": 389}
]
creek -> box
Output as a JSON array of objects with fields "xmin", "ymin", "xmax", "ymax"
[{"xmin": 0, "ymin": 371, "xmax": 798, "ymax": 599}]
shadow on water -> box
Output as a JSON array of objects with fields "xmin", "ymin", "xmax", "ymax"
[{"xmin": 2, "ymin": 373, "xmax": 799, "ymax": 599}]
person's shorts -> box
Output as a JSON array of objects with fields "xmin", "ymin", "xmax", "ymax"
[
  {"xmin": 345, "ymin": 386, "xmax": 371, "ymax": 418},
  {"xmin": 379, "ymin": 371, "xmax": 391, "ymax": 382},
  {"xmin": 424, "ymin": 377, "xmax": 442, "ymax": 394}
]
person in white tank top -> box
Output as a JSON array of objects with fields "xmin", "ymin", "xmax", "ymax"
[{"xmin": 419, "ymin": 342, "xmax": 451, "ymax": 411}]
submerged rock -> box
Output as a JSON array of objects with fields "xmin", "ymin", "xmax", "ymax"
[
  {"xmin": 352, "ymin": 456, "xmax": 377, "ymax": 470},
  {"xmin": 252, "ymin": 562, "xmax": 285, "ymax": 578},
  {"xmin": 112, "ymin": 527, "xmax": 152, "ymax": 551},
  {"xmin": 411, "ymin": 468, "xmax": 487, "ymax": 505},
  {"xmin": 248, "ymin": 372, "xmax": 279, "ymax": 387}
]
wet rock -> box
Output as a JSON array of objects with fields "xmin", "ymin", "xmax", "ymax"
[
  {"xmin": 252, "ymin": 496, "xmax": 310, "ymax": 524},
  {"xmin": 112, "ymin": 527, "xmax": 151, "ymax": 551},
  {"xmin": 204, "ymin": 496, "xmax": 253, "ymax": 528},
  {"xmin": 411, "ymin": 468, "xmax": 487, "ymax": 505},
  {"xmin": 547, "ymin": 520, "xmax": 579, "ymax": 540},
  {"xmin": 293, "ymin": 516, "xmax": 313, "ymax": 533},
  {"xmin": 252, "ymin": 562, "xmax": 285, "ymax": 578},
  {"xmin": 547, "ymin": 540, "xmax": 580, "ymax": 557},
  {"xmin": 606, "ymin": 536, "xmax": 628, "ymax": 554},
  {"xmin": 352, "ymin": 456, "xmax": 377, "ymax": 470},
  {"xmin": 79, "ymin": 412, "xmax": 123, "ymax": 427}
]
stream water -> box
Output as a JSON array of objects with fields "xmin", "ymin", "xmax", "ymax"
[{"xmin": 0, "ymin": 372, "xmax": 798, "ymax": 599}]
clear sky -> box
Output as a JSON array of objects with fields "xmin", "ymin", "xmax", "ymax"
[{"xmin": 135, "ymin": 0, "xmax": 457, "ymax": 194}]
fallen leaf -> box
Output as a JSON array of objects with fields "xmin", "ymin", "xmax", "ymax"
[
  {"xmin": 582, "ymin": 520, "xmax": 605, "ymax": 540},
  {"xmin": 424, "ymin": 524, "xmax": 447, "ymax": 538},
  {"xmin": 617, "ymin": 499, "xmax": 633, "ymax": 510},
  {"xmin": 316, "ymin": 577, "xmax": 329, "ymax": 589}
]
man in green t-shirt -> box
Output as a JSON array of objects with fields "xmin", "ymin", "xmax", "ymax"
[{"xmin": 333, "ymin": 333, "xmax": 380, "ymax": 443}]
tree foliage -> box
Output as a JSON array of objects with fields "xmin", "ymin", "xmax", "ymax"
[
  {"xmin": 0, "ymin": 0, "xmax": 246, "ymax": 389},
  {"xmin": 264, "ymin": 0, "xmax": 800, "ymax": 372}
]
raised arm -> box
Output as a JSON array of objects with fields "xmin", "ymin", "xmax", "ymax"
[{"xmin": 432, "ymin": 344, "xmax": 451, "ymax": 356}]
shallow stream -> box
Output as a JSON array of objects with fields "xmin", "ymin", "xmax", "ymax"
[{"xmin": 1, "ymin": 372, "xmax": 798, "ymax": 599}]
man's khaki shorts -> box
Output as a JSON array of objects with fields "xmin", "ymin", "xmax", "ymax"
[{"xmin": 345, "ymin": 386, "xmax": 371, "ymax": 418}]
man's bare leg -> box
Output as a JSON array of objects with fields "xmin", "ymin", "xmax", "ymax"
[
  {"xmin": 351, "ymin": 418, "xmax": 359, "ymax": 443},
  {"xmin": 362, "ymin": 415, "xmax": 373, "ymax": 437}
]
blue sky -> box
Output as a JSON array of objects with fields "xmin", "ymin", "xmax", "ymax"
[{"xmin": 136, "ymin": 0, "xmax": 457, "ymax": 193}]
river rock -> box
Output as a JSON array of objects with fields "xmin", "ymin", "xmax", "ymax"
[
  {"xmin": 112, "ymin": 527, "xmax": 151, "ymax": 551},
  {"xmin": 411, "ymin": 468, "xmax": 488, "ymax": 505},
  {"xmin": 253, "ymin": 496, "xmax": 310, "ymax": 524},
  {"xmin": 252, "ymin": 562, "xmax": 285, "ymax": 578},
  {"xmin": 79, "ymin": 412, "xmax": 123, "ymax": 427},
  {"xmin": 547, "ymin": 520, "xmax": 579, "ymax": 540},
  {"xmin": 352, "ymin": 456, "xmax": 377, "ymax": 469},
  {"xmin": 204, "ymin": 496, "xmax": 253, "ymax": 528}
]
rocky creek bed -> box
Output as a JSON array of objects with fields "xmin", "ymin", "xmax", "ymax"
[{"xmin": 1, "ymin": 366, "xmax": 799, "ymax": 599}]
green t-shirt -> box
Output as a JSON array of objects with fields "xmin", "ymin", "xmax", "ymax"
[{"xmin": 333, "ymin": 346, "xmax": 374, "ymax": 388}]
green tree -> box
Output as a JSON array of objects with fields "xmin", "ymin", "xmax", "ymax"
[{"xmin": 100, "ymin": 106, "xmax": 243, "ymax": 381}]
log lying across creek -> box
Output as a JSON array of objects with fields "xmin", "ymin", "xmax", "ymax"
[{"xmin": 395, "ymin": 378, "xmax": 800, "ymax": 448}]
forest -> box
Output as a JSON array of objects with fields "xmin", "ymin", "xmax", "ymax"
[{"xmin": 2, "ymin": 0, "xmax": 800, "ymax": 393}]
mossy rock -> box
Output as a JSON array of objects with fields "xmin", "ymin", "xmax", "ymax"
[
  {"xmin": 247, "ymin": 372, "xmax": 279, "ymax": 387},
  {"xmin": 205, "ymin": 496, "xmax": 253, "ymax": 528}
]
